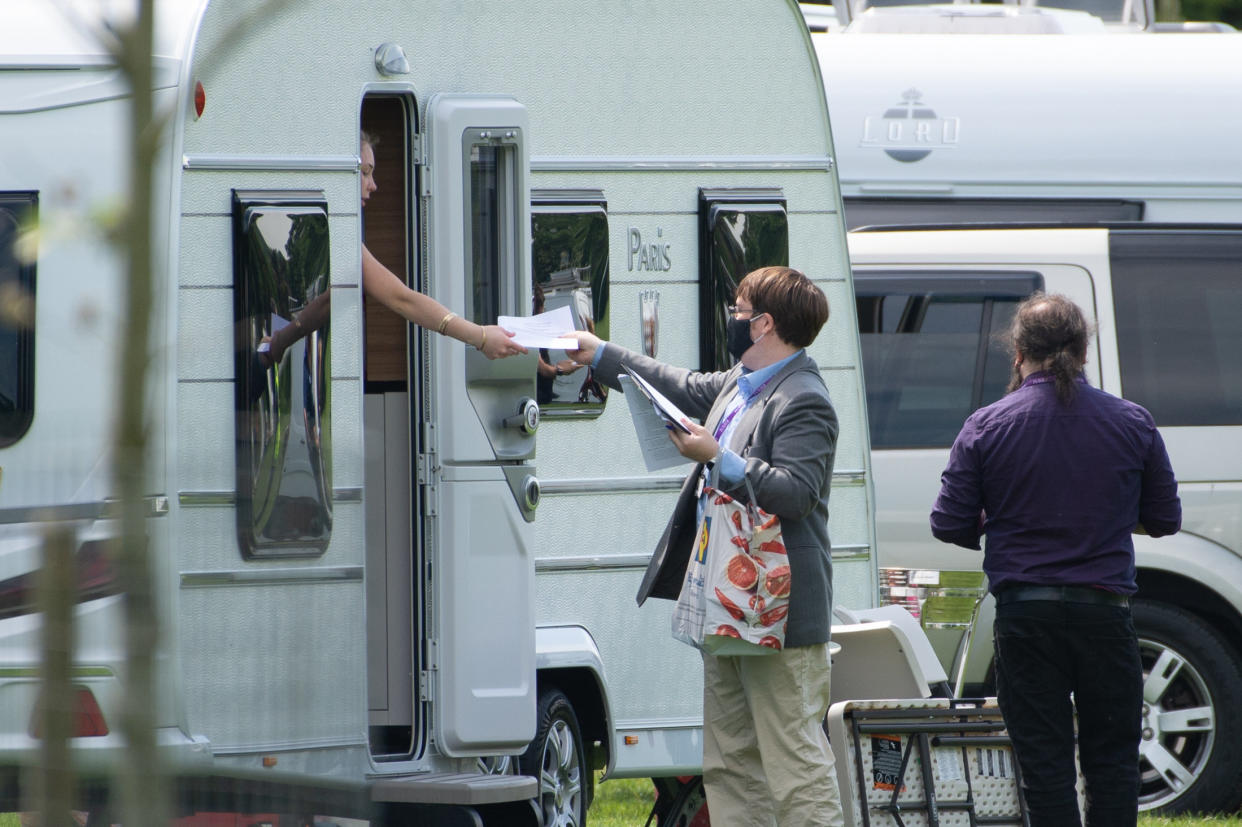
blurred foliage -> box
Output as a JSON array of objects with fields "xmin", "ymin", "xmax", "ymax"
[{"xmin": 1158, "ymin": 0, "xmax": 1242, "ymax": 26}]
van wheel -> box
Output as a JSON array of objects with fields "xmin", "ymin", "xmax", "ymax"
[
  {"xmin": 1133, "ymin": 599, "xmax": 1242, "ymax": 814},
  {"xmin": 520, "ymin": 688, "xmax": 588, "ymax": 827}
]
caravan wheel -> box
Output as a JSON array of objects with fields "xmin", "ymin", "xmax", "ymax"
[{"xmin": 520, "ymin": 688, "xmax": 587, "ymax": 827}]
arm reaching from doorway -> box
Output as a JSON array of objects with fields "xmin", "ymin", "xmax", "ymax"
[{"xmin": 362, "ymin": 245, "xmax": 526, "ymax": 360}]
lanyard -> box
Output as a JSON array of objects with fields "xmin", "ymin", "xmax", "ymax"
[{"xmin": 713, "ymin": 374, "xmax": 775, "ymax": 443}]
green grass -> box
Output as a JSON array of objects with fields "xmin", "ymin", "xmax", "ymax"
[
  {"xmin": 4, "ymin": 784, "xmax": 1240, "ymax": 825},
  {"xmin": 586, "ymin": 776, "xmax": 1242, "ymax": 826}
]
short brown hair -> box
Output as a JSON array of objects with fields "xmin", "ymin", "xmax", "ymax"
[{"xmin": 736, "ymin": 266, "xmax": 829, "ymax": 349}]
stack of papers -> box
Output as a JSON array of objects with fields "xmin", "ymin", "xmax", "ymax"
[
  {"xmin": 619, "ymin": 367, "xmax": 694, "ymax": 472},
  {"xmin": 496, "ymin": 306, "xmax": 579, "ymax": 349}
]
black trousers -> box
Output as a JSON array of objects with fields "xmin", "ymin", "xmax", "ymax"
[{"xmin": 994, "ymin": 600, "xmax": 1142, "ymax": 827}]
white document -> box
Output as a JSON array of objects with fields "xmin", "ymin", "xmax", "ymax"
[
  {"xmin": 497, "ymin": 305, "xmax": 579, "ymax": 349},
  {"xmin": 623, "ymin": 366, "xmax": 692, "ymax": 434},
  {"xmin": 618, "ymin": 374, "xmax": 693, "ymax": 472}
]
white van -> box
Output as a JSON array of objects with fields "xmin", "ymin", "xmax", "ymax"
[
  {"xmin": 848, "ymin": 224, "xmax": 1242, "ymax": 814},
  {"xmin": 0, "ymin": 1, "xmax": 892, "ymax": 823}
]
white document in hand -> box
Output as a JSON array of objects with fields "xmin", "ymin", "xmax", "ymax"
[
  {"xmin": 622, "ymin": 366, "xmax": 693, "ymax": 433},
  {"xmin": 496, "ymin": 306, "xmax": 579, "ymax": 349},
  {"xmin": 618, "ymin": 374, "xmax": 693, "ymax": 472}
]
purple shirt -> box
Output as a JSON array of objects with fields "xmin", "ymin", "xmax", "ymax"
[{"xmin": 930, "ymin": 372, "xmax": 1181, "ymax": 595}]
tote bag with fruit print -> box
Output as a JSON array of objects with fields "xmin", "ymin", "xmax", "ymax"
[{"xmin": 671, "ymin": 481, "xmax": 791, "ymax": 655}]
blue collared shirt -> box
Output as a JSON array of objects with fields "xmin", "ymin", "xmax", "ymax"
[
  {"xmin": 713, "ymin": 350, "xmax": 802, "ymax": 483},
  {"xmin": 930, "ymin": 371, "xmax": 1182, "ymax": 594}
]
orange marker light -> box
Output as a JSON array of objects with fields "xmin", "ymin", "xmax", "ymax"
[{"xmin": 193, "ymin": 81, "xmax": 205, "ymax": 119}]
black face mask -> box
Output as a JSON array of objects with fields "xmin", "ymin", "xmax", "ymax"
[{"xmin": 726, "ymin": 313, "xmax": 760, "ymax": 362}]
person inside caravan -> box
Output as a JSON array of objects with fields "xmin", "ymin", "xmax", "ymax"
[
  {"xmin": 566, "ymin": 266, "xmax": 844, "ymax": 826},
  {"xmin": 360, "ymin": 131, "xmax": 525, "ymax": 360},
  {"xmin": 261, "ymin": 134, "xmax": 527, "ymax": 365}
]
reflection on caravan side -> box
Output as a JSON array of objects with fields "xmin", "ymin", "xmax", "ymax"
[
  {"xmin": 231, "ymin": 191, "xmax": 332, "ymax": 559},
  {"xmin": 530, "ymin": 193, "xmax": 610, "ymax": 416}
]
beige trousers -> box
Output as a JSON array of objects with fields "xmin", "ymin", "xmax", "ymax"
[{"xmin": 701, "ymin": 643, "xmax": 844, "ymax": 827}]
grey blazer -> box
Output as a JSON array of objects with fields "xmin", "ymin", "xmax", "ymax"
[{"xmin": 595, "ymin": 344, "xmax": 839, "ymax": 647}]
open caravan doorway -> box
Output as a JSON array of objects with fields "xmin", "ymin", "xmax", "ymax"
[{"xmin": 361, "ymin": 94, "xmax": 425, "ymax": 761}]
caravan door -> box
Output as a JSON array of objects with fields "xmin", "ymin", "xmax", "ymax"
[{"xmin": 425, "ymin": 94, "xmax": 537, "ymax": 756}]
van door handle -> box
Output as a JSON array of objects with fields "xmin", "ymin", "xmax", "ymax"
[{"xmin": 503, "ymin": 398, "xmax": 540, "ymax": 435}]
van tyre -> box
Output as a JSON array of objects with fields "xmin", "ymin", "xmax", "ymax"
[
  {"xmin": 520, "ymin": 689, "xmax": 588, "ymax": 827},
  {"xmin": 1132, "ymin": 599, "xmax": 1242, "ymax": 814}
]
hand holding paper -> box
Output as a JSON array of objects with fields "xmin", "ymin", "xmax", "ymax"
[{"xmin": 497, "ymin": 306, "xmax": 579, "ymax": 349}]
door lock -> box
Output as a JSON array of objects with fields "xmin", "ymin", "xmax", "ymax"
[{"xmin": 503, "ymin": 397, "xmax": 540, "ymax": 435}]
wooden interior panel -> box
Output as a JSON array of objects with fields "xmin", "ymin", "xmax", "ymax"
[{"xmin": 362, "ymin": 98, "xmax": 411, "ymax": 386}]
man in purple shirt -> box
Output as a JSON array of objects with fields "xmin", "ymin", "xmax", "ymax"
[{"xmin": 930, "ymin": 294, "xmax": 1180, "ymax": 827}]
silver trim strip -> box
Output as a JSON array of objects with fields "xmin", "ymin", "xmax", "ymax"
[
  {"xmin": 179, "ymin": 488, "xmax": 363, "ymax": 506},
  {"xmin": 182, "ymin": 154, "xmax": 359, "ymax": 172},
  {"xmin": 180, "ymin": 566, "xmax": 364, "ymax": 588},
  {"xmin": 536, "ymin": 545, "xmax": 871, "ymax": 573},
  {"xmin": 531, "ymin": 155, "xmax": 835, "ymax": 173},
  {"xmin": 540, "ymin": 470, "xmax": 866, "ymax": 496},
  {"xmin": 209, "ymin": 735, "xmax": 368, "ymax": 755},
  {"xmin": 0, "ymin": 497, "xmax": 168, "ymax": 525}
]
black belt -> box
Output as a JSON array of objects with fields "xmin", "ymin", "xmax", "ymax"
[{"xmin": 995, "ymin": 585, "xmax": 1130, "ymax": 608}]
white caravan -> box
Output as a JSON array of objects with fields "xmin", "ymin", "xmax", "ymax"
[
  {"xmin": 0, "ymin": 1, "xmax": 896, "ymax": 824},
  {"xmin": 812, "ymin": 17, "xmax": 1242, "ymax": 816}
]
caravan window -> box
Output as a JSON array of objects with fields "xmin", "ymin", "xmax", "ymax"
[
  {"xmin": 0, "ymin": 193, "xmax": 36, "ymax": 447},
  {"xmin": 531, "ymin": 191, "xmax": 610, "ymax": 415},
  {"xmin": 1111, "ymin": 230, "xmax": 1242, "ymax": 427},
  {"xmin": 698, "ymin": 190, "xmax": 788, "ymax": 372},
  {"xmin": 466, "ymin": 138, "xmax": 521, "ymax": 325},
  {"xmin": 855, "ymin": 271, "xmax": 1042, "ymax": 448},
  {"xmin": 231, "ymin": 191, "xmax": 332, "ymax": 559}
]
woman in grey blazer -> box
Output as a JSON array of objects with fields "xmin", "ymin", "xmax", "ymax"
[{"xmin": 567, "ymin": 266, "xmax": 844, "ymax": 826}]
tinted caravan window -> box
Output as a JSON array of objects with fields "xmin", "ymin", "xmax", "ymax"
[
  {"xmin": 1112, "ymin": 230, "xmax": 1242, "ymax": 426},
  {"xmin": 699, "ymin": 189, "xmax": 788, "ymax": 372},
  {"xmin": 855, "ymin": 272, "xmax": 1042, "ymax": 448},
  {"xmin": 0, "ymin": 193, "xmax": 36, "ymax": 447},
  {"xmin": 531, "ymin": 190, "xmax": 609, "ymax": 416},
  {"xmin": 232, "ymin": 190, "xmax": 332, "ymax": 559}
]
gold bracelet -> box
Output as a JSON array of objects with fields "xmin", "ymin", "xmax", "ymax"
[
  {"xmin": 478, "ymin": 328, "xmax": 488, "ymax": 351},
  {"xmin": 437, "ymin": 311, "xmax": 457, "ymax": 335}
]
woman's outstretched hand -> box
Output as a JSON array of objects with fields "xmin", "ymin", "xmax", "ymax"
[{"xmin": 481, "ymin": 325, "xmax": 527, "ymax": 360}]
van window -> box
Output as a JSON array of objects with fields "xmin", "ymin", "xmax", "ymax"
[
  {"xmin": 0, "ymin": 193, "xmax": 36, "ymax": 447},
  {"xmin": 531, "ymin": 191, "xmax": 610, "ymax": 415},
  {"xmin": 1111, "ymin": 230, "xmax": 1242, "ymax": 427},
  {"xmin": 844, "ymin": 197, "xmax": 1143, "ymax": 230},
  {"xmin": 231, "ymin": 191, "xmax": 332, "ymax": 559},
  {"xmin": 699, "ymin": 189, "xmax": 788, "ymax": 371},
  {"xmin": 855, "ymin": 272, "xmax": 1042, "ymax": 448}
]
